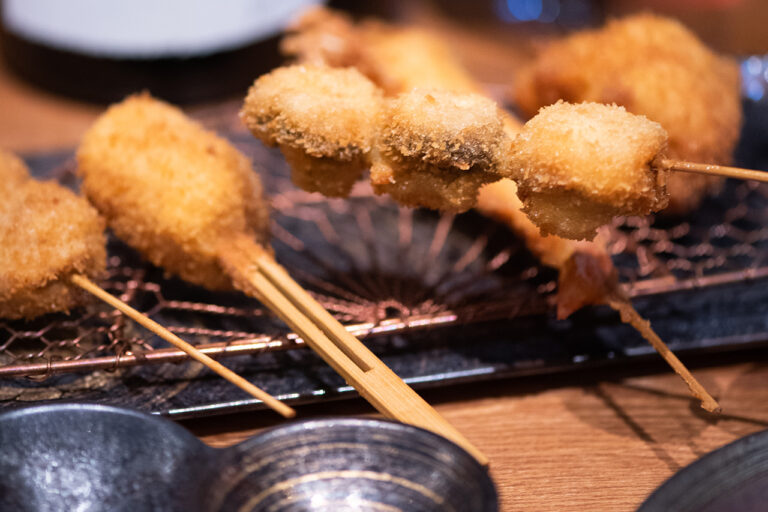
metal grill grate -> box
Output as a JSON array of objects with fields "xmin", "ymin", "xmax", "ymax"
[
  {"xmin": 4, "ymin": 140, "xmax": 768, "ymax": 379},
  {"xmin": 3, "ymin": 106, "xmax": 768, "ymax": 414}
]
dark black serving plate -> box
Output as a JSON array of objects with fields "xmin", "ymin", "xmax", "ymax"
[
  {"xmin": 1, "ymin": 97, "xmax": 768, "ymax": 418},
  {"xmin": 0, "ymin": 404, "xmax": 496, "ymax": 511}
]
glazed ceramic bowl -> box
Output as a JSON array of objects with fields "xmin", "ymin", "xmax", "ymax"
[{"xmin": 0, "ymin": 404, "xmax": 497, "ymax": 511}]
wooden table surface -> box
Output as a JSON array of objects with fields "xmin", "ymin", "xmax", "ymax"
[{"xmin": 3, "ymin": 40, "xmax": 768, "ymax": 512}]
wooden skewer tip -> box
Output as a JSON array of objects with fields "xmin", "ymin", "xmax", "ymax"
[{"xmin": 608, "ymin": 295, "xmax": 720, "ymax": 413}]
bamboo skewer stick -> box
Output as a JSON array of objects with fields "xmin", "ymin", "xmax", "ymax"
[
  {"xmin": 606, "ymin": 292, "xmax": 720, "ymax": 413},
  {"xmin": 217, "ymin": 235, "xmax": 488, "ymax": 465},
  {"xmin": 69, "ymin": 274, "xmax": 296, "ymax": 419},
  {"xmin": 662, "ymin": 159, "xmax": 768, "ymax": 183}
]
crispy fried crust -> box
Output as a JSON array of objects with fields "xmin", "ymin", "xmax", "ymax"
[
  {"xmin": 77, "ymin": 94, "xmax": 270, "ymax": 290},
  {"xmin": 380, "ymin": 90, "xmax": 507, "ymax": 171},
  {"xmin": 282, "ymin": 8, "xmax": 480, "ymax": 96},
  {"xmin": 0, "ymin": 164, "xmax": 106, "ymax": 319},
  {"xmin": 0, "ymin": 150, "xmax": 31, "ymax": 193},
  {"xmin": 283, "ymin": 7, "xmax": 620, "ymax": 316},
  {"xmin": 242, "ymin": 65, "xmax": 382, "ymax": 197},
  {"xmin": 371, "ymin": 89, "xmax": 509, "ymax": 212},
  {"xmin": 515, "ymin": 13, "xmax": 742, "ymax": 214},
  {"xmin": 512, "ymin": 101, "xmax": 669, "ymax": 240},
  {"xmin": 243, "ymin": 66, "xmax": 509, "ymax": 210}
]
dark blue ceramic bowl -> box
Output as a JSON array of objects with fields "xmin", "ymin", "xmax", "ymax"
[{"xmin": 0, "ymin": 404, "xmax": 497, "ymax": 511}]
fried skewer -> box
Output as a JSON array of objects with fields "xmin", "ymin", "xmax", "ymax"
[
  {"xmin": 280, "ymin": 8, "xmax": 621, "ymax": 317},
  {"xmin": 509, "ymin": 101, "xmax": 669, "ymax": 240},
  {"xmin": 514, "ymin": 13, "xmax": 742, "ymax": 215},
  {"xmin": 243, "ymin": 69, "xmax": 725, "ymax": 410},
  {"xmin": 275, "ymin": 8, "xmax": 720, "ymax": 412},
  {"xmin": 76, "ymin": 95, "xmax": 486, "ymax": 463},
  {"xmin": 0, "ymin": 151, "xmax": 294, "ymax": 418},
  {"xmin": 247, "ymin": 70, "xmax": 760, "ymax": 241}
]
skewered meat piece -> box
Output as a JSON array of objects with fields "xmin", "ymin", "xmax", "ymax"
[
  {"xmin": 0, "ymin": 152, "xmax": 106, "ymax": 319},
  {"xmin": 514, "ymin": 13, "xmax": 742, "ymax": 215},
  {"xmin": 281, "ymin": 7, "xmax": 617, "ymax": 317},
  {"xmin": 371, "ymin": 89, "xmax": 508, "ymax": 211},
  {"xmin": 242, "ymin": 65, "xmax": 383, "ymax": 197},
  {"xmin": 512, "ymin": 101, "xmax": 669, "ymax": 240}
]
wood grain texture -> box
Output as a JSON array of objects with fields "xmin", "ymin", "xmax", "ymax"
[{"xmin": 187, "ymin": 362, "xmax": 768, "ymax": 511}]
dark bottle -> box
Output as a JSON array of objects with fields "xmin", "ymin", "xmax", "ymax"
[{"xmin": 0, "ymin": 0, "xmax": 319, "ymax": 104}]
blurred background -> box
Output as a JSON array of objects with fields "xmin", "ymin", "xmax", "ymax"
[{"xmin": 1, "ymin": 0, "xmax": 767, "ymax": 150}]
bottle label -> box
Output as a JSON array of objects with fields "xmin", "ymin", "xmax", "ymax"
[{"xmin": 2, "ymin": 0, "xmax": 320, "ymax": 58}]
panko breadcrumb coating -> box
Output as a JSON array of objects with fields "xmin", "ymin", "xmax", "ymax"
[
  {"xmin": 0, "ymin": 162, "xmax": 106, "ymax": 319},
  {"xmin": 283, "ymin": 8, "xmax": 623, "ymax": 316},
  {"xmin": 512, "ymin": 102, "xmax": 669, "ymax": 240},
  {"xmin": 241, "ymin": 65, "xmax": 382, "ymax": 197},
  {"xmin": 282, "ymin": 8, "xmax": 480, "ymax": 96},
  {"xmin": 514, "ymin": 13, "xmax": 742, "ymax": 214},
  {"xmin": 0, "ymin": 150, "xmax": 31, "ymax": 192},
  {"xmin": 77, "ymin": 94, "xmax": 270, "ymax": 290},
  {"xmin": 371, "ymin": 89, "xmax": 509, "ymax": 211}
]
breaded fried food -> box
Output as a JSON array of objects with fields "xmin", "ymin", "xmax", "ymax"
[
  {"xmin": 283, "ymin": 8, "xmax": 480, "ymax": 96},
  {"xmin": 0, "ymin": 160, "xmax": 106, "ymax": 319},
  {"xmin": 0, "ymin": 150, "xmax": 30, "ymax": 192},
  {"xmin": 280, "ymin": 10, "xmax": 722, "ymax": 412},
  {"xmin": 242, "ymin": 65, "xmax": 382, "ymax": 197},
  {"xmin": 78, "ymin": 94, "xmax": 269, "ymax": 290},
  {"xmin": 243, "ymin": 66, "xmax": 508, "ymax": 211},
  {"xmin": 512, "ymin": 102, "xmax": 669, "ymax": 240},
  {"xmin": 371, "ymin": 90, "xmax": 509, "ymax": 211},
  {"xmin": 514, "ymin": 13, "xmax": 742, "ymax": 214},
  {"xmin": 283, "ymin": 7, "xmax": 619, "ymax": 317}
]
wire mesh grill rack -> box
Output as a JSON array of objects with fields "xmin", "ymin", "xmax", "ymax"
[
  {"xmin": 4, "ymin": 138, "xmax": 768, "ymax": 375},
  {"xmin": 3, "ymin": 103, "xmax": 768, "ymax": 415}
]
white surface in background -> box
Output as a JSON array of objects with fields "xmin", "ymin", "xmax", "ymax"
[{"xmin": 3, "ymin": 0, "xmax": 320, "ymax": 58}]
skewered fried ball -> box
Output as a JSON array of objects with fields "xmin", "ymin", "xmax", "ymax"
[
  {"xmin": 371, "ymin": 89, "xmax": 509, "ymax": 212},
  {"xmin": 77, "ymin": 94, "xmax": 270, "ymax": 290},
  {"xmin": 242, "ymin": 65, "xmax": 383, "ymax": 197},
  {"xmin": 242, "ymin": 66, "xmax": 510, "ymax": 212},
  {"xmin": 514, "ymin": 13, "xmax": 741, "ymax": 215},
  {"xmin": 0, "ymin": 154, "xmax": 106, "ymax": 319},
  {"xmin": 511, "ymin": 101, "xmax": 669, "ymax": 241},
  {"xmin": 243, "ymin": 65, "xmax": 669, "ymax": 228}
]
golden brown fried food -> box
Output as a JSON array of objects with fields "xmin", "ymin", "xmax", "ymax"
[
  {"xmin": 283, "ymin": 8, "xmax": 480, "ymax": 96},
  {"xmin": 285, "ymin": 10, "xmax": 720, "ymax": 410},
  {"xmin": 242, "ymin": 65, "xmax": 382, "ymax": 197},
  {"xmin": 0, "ymin": 150, "xmax": 30, "ymax": 193},
  {"xmin": 78, "ymin": 94, "xmax": 269, "ymax": 290},
  {"xmin": 512, "ymin": 101, "xmax": 669, "ymax": 240},
  {"xmin": 284, "ymin": 7, "xmax": 618, "ymax": 317},
  {"xmin": 515, "ymin": 13, "xmax": 742, "ymax": 215},
  {"xmin": 0, "ymin": 159, "xmax": 106, "ymax": 319},
  {"xmin": 371, "ymin": 89, "xmax": 509, "ymax": 211},
  {"xmin": 243, "ymin": 66, "xmax": 509, "ymax": 211}
]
